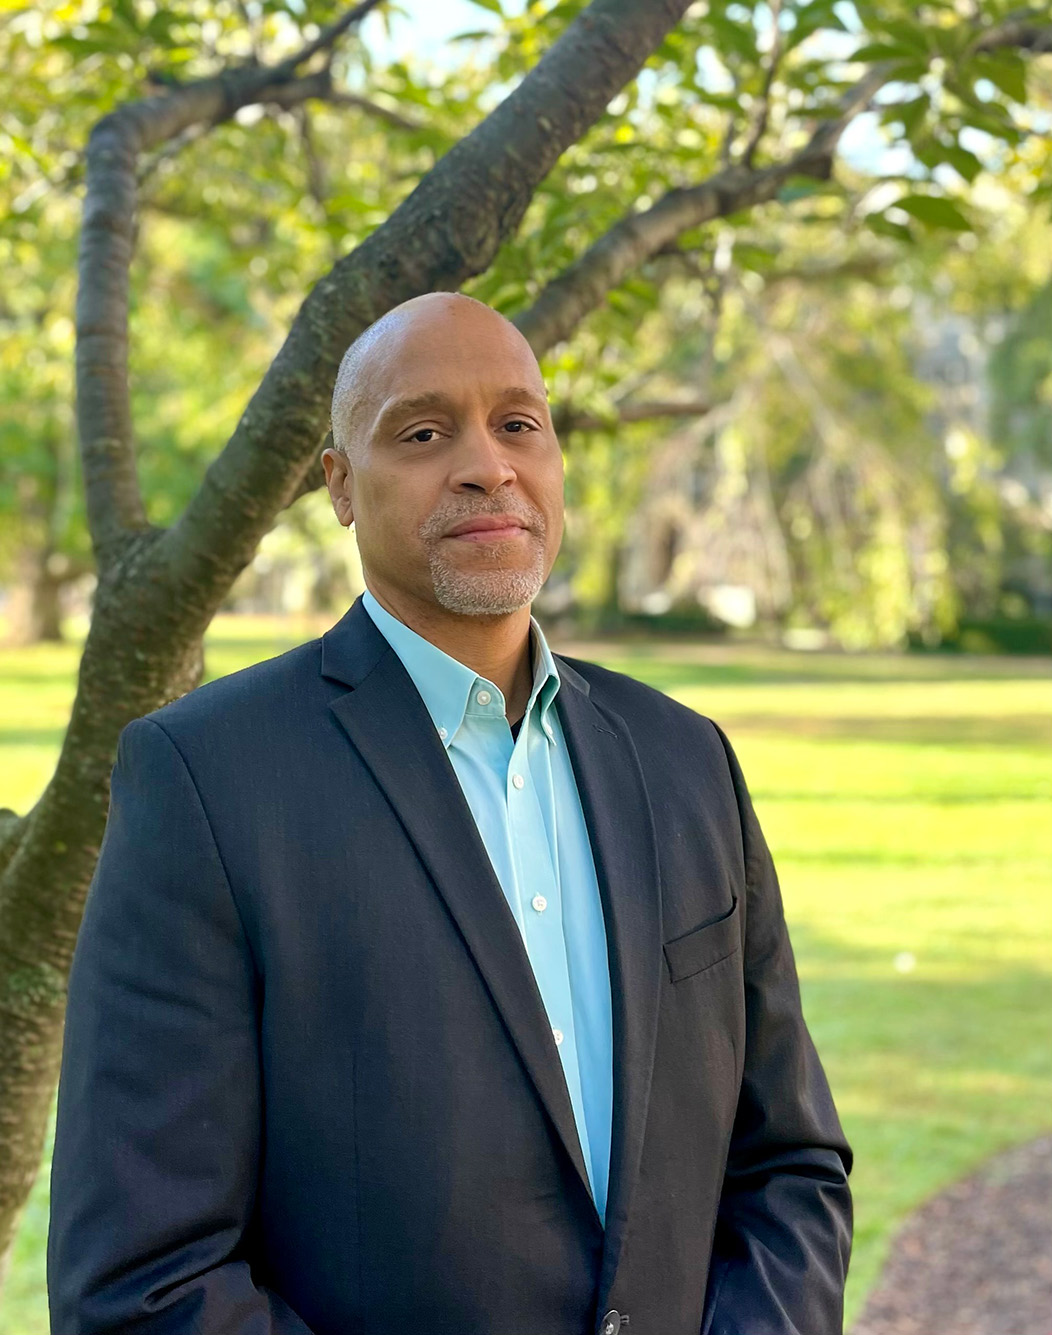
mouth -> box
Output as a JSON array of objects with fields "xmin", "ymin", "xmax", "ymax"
[{"xmin": 443, "ymin": 516, "xmax": 531, "ymax": 543}]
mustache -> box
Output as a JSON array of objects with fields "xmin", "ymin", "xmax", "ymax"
[{"xmin": 418, "ymin": 498, "xmax": 547, "ymax": 541}]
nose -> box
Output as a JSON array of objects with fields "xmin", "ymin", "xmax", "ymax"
[{"xmin": 447, "ymin": 419, "xmax": 517, "ymax": 494}]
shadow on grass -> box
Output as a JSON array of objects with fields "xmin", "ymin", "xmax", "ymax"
[
  {"xmin": 783, "ymin": 849, "xmax": 1048, "ymax": 868},
  {"xmin": 753, "ymin": 789, "xmax": 1050, "ymax": 804},
  {"xmin": 585, "ymin": 653, "xmax": 1052, "ymax": 694},
  {"xmin": 203, "ymin": 635, "xmax": 318, "ymax": 663},
  {"xmin": 717, "ymin": 714, "xmax": 1052, "ymax": 747},
  {"xmin": 0, "ymin": 669, "xmax": 82, "ymax": 688},
  {"xmin": 0, "ymin": 727, "xmax": 67, "ymax": 748}
]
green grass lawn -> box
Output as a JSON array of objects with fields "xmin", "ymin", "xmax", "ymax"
[{"xmin": 2, "ymin": 619, "xmax": 1050, "ymax": 1332}]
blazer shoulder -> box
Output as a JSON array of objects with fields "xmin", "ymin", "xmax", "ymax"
[
  {"xmin": 556, "ymin": 652, "xmax": 724, "ymax": 746},
  {"xmin": 140, "ymin": 636, "xmax": 325, "ymax": 744}
]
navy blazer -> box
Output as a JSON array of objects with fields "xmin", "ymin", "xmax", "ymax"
[{"xmin": 48, "ymin": 595, "xmax": 852, "ymax": 1335}]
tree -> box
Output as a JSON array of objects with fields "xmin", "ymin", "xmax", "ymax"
[{"xmin": 1, "ymin": 0, "xmax": 1049, "ymax": 1281}]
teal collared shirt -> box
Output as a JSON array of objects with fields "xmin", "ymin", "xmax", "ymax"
[{"xmin": 362, "ymin": 589, "xmax": 613, "ymax": 1222}]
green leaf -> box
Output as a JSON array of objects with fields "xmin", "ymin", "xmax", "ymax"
[
  {"xmin": 893, "ymin": 94, "xmax": 929, "ymax": 138},
  {"xmin": 954, "ymin": 100, "xmax": 1025, "ymax": 146},
  {"xmin": 850, "ymin": 41, "xmax": 921, "ymax": 62},
  {"xmin": 894, "ymin": 193, "xmax": 972, "ymax": 231},
  {"xmin": 878, "ymin": 19, "xmax": 930, "ymax": 52},
  {"xmin": 465, "ymin": 0, "xmax": 504, "ymax": 14},
  {"xmin": 777, "ymin": 175, "xmax": 826, "ymax": 203},
  {"xmin": 940, "ymin": 142, "xmax": 984, "ymax": 184},
  {"xmin": 787, "ymin": 0, "xmax": 849, "ymax": 47},
  {"xmin": 144, "ymin": 9, "xmax": 182, "ymax": 45},
  {"xmin": 970, "ymin": 52, "xmax": 1027, "ymax": 105},
  {"xmin": 110, "ymin": 0, "xmax": 140, "ymax": 31},
  {"xmin": 734, "ymin": 241, "xmax": 778, "ymax": 271},
  {"xmin": 708, "ymin": 14, "xmax": 758, "ymax": 62},
  {"xmin": 864, "ymin": 213, "xmax": 915, "ymax": 243}
]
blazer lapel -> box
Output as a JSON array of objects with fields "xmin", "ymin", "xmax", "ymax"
[
  {"xmin": 319, "ymin": 599, "xmax": 594, "ymax": 1206},
  {"xmin": 554, "ymin": 659, "xmax": 663, "ymax": 1298}
]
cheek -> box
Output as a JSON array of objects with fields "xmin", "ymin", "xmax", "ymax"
[{"xmin": 355, "ymin": 474, "xmax": 431, "ymax": 557}]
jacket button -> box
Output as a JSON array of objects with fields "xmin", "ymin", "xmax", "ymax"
[{"xmin": 600, "ymin": 1312, "xmax": 622, "ymax": 1335}]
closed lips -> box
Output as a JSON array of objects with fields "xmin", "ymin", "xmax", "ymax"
[{"xmin": 445, "ymin": 516, "xmax": 529, "ymax": 538}]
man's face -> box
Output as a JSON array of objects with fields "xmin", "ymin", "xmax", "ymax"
[{"xmin": 324, "ymin": 299, "xmax": 564, "ymax": 619}]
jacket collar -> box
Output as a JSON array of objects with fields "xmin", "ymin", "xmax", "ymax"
[
  {"xmin": 357, "ymin": 589, "xmax": 561, "ymax": 749},
  {"xmin": 320, "ymin": 593, "xmax": 590, "ymax": 702}
]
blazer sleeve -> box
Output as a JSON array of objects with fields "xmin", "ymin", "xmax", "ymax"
[
  {"xmin": 47, "ymin": 716, "xmax": 315, "ymax": 1335},
  {"xmin": 701, "ymin": 722, "xmax": 853, "ymax": 1335}
]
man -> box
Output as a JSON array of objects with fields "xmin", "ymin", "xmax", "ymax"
[{"xmin": 49, "ymin": 293, "xmax": 852, "ymax": 1335}]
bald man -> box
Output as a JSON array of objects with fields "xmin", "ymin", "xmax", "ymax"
[{"xmin": 49, "ymin": 295, "xmax": 852, "ymax": 1335}]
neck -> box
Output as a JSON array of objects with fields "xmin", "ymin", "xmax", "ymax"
[{"xmin": 365, "ymin": 582, "xmax": 535, "ymax": 722}]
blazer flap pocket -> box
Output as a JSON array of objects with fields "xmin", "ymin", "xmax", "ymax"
[{"xmin": 663, "ymin": 897, "xmax": 741, "ymax": 983}]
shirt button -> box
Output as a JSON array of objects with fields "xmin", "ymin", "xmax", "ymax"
[
  {"xmin": 437, "ymin": 727, "xmax": 447, "ymax": 740},
  {"xmin": 511, "ymin": 773, "xmax": 525, "ymax": 790},
  {"xmin": 552, "ymin": 1027, "xmax": 564, "ymax": 1046},
  {"xmin": 475, "ymin": 689, "xmax": 491, "ymax": 706},
  {"xmin": 531, "ymin": 894, "xmax": 548, "ymax": 913}
]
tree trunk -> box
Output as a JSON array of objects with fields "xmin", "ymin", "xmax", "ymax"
[
  {"xmin": 4, "ymin": 545, "xmax": 65, "ymax": 646},
  {"xmin": 0, "ymin": 543, "xmax": 207, "ymax": 1264}
]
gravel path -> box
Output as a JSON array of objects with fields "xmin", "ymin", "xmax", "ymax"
[{"xmin": 852, "ymin": 1136, "xmax": 1052, "ymax": 1335}]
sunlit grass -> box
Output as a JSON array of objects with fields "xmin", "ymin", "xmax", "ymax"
[{"xmin": 1, "ymin": 618, "xmax": 1049, "ymax": 1331}]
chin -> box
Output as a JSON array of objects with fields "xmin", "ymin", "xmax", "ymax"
[{"xmin": 430, "ymin": 567, "xmax": 543, "ymax": 617}]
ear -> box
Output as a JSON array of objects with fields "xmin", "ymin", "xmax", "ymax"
[{"xmin": 322, "ymin": 444, "xmax": 355, "ymax": 529}]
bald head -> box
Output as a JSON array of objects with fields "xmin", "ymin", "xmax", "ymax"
[{"xmin": 330, "ymin": 293, "xmax": 544, "ymax": 458}]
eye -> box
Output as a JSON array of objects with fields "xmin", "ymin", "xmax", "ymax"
[
  {"xmin": 407, "ymin": 428, "xmax": 438, "ymax": 443},
  {"xmin": 502, "ymin": 419, "xmax": 535, "ymax": 434}
]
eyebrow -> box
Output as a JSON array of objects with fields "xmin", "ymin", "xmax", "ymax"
[
  {"xmin": 373, "ymin": 386, "xmax": 550, "ymax": 435},
  {"xmin": 497, "ymin": 386, "xmax": 550, "ymax": 414}
]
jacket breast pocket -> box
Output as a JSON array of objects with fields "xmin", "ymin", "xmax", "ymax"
[{"xmin": 663, "ymin": 896, "xmax": 741, "ymax": 983}]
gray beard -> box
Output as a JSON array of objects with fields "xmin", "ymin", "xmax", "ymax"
[{"xmin": 427, "ymin": 543, "xmax": 546, "ymax": 616}]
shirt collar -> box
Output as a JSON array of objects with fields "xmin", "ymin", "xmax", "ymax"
[{"xmin": 361, "ymin": 589, "xmax": 560, "ymax": 749}]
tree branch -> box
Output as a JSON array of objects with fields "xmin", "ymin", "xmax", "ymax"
[
  {"xmin": 739, "ymin": 0, "xmax": 786, "ymax": 170},
  {"xmin": 158, "ymin": 0, "xmax": 695, "ymax": 602},
  {"xmin": 322, "ymin": 90, "xmax": 427, "ymax": 134},
  {"xmin": 514, "ymin": 62, "xmax": 892, "ymax": 355},
  {"xmin": 76, "ymin": 2, "xmax": 385, "ymax": 565},
  {"xmin": 973, "ymin": 16, "xmax": 1052, "ymax": 54},
  {"xmin": 136, "ymin": 69, "xmax": 339, "ymax": 183},
  {"xmin": 279, "ymin": 0, "xmax": 386, "ymax": 72}
]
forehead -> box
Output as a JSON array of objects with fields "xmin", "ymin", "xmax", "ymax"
[{"xmin": 365, "ymin": 308, "xmax": 544, "ymax": 398}]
